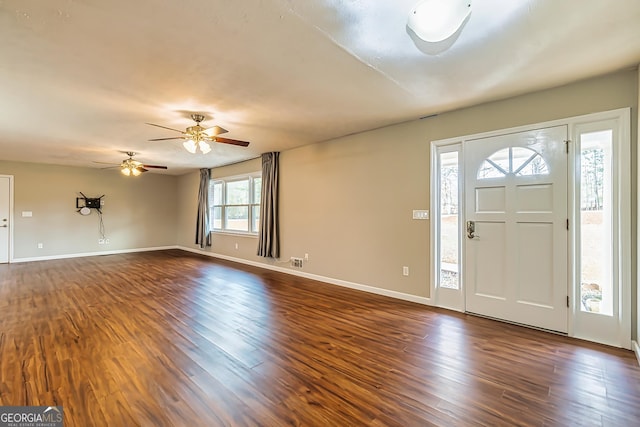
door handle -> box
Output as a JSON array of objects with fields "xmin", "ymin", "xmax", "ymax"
[
  {"xmin": 0, "ymin": 225, "xmax": 6, "ymax": 228},
  {"xmin": 466, "ymin": 220, "xmax": 479, "ymax": 239}
]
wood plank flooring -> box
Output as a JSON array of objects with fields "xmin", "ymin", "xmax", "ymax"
[{"xmin": 1, "ymin": 249, "xmax": 639, "ymax": 426}]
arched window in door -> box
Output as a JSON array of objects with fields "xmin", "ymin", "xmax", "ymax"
[{"xmin": 477, "ymin": 147, "xmax": 549, "ymax": 179}]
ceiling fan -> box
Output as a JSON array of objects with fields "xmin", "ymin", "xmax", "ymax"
[
  {"xmin": 146, "ymin": 113, "xmax": 250, "ymax": 154},
  {"xmin": 94, "ymin": 151, "xmax": 168, "ymax": 176}
]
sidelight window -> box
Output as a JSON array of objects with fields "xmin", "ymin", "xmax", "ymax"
[
  {"xmin": 578, "ymin": 130, "xmax": 613, "ymax": 315},
  {"xmin": 436, "ymin": 147, "xmax": 461, "ymax": 290}
]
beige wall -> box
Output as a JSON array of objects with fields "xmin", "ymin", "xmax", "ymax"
[
  {"xmin": 2, "ymin": 68, "xmax": 635, "ymax": 314},
  {"xmin": 181, "ymin": 68, "xmax": 638, "ymax": 302},
  {"xmin": 0, "ymin": 161, "xmax": 178, "ymax": 259}
]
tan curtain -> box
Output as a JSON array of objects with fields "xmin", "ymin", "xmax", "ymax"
[
  {"xmin": 257, "ymin": 152, "xmax": 279, "ymax": 258},
  {"xmin": 195, "ymin": 168, "xmax": 212, "ymax": 249}
]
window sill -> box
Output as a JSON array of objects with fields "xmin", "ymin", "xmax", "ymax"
[{"xmin": 212, "ymin": 230, "xmax": 259, "ymax": 238}]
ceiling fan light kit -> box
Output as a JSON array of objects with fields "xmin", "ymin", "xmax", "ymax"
[
  {"xmin": 93, "ymin": 151, "xmax": 168, "ymax": 177},
  {"xmin": 199, "ymin": 141, "xmax": 211, "ymax": 154},
  {"xmin": 121, "ymin": 164, "xmax": 142, "ymax": 176},
  {"xmin": 120, "ymin": 152, "xmax": 147, "ymax": 176},
  {"xmin": 408, "ymin": 0, "xmax": 472, "ymax": 42},
  {"xmin": 183, "ymin": 139, "xmax": 197, "ymax": 154},
  {"xmin": 147, "ymin": 113, "xmax": 250, "ymax": 154},
  {"xmin": 182, "ymin": 138, "xmax": 212, "ymax": 154}
]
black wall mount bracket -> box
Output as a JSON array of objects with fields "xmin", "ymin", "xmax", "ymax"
[{"xmin": 76, "ymin": 192, "xmax": 104, "ymax": 214}]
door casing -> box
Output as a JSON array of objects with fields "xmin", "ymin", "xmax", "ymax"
[
  {"xmin": 0, "ymin": 175, "xmax": 14, "ymax": 264},
  {"xmin": 430, "ymin": 108, "xmax": 631, "ymax": 349}
]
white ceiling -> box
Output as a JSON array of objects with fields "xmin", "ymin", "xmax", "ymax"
[{"xmin": 1, "ymin": 0, "xmax": 639, "ymax": 175}]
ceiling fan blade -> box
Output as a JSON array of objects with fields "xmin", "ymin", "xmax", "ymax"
[
  {"xmin": 136, "ymin": 166, "xmax": 149, "ymax": 173},
  {"xmin": 93, "ymin": 161, "xmax": 119, "ymax": 165},
  {"xmin": 149, "ymin": 137, "xmax": 185, "ymax": 141},
  {"xmin": 203, "ymin": 125, "xmax": 229, "ymax": 136},
  {"xmin": 142, "ymin": 164, "xmax": 168, "ymax": 169},
  {"xmin": 99, "ymin": 166, "xmax": 120, "ymax": 170},
  {"xmin": 145, "ymin": 123, "xmax": 185, "ymax": 133},
  {"xmin": 214, "ymin": 137, "xmax": 250, "ymax": 147}
]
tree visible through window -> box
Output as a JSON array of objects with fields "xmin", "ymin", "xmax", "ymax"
[
  {"xmin": 439, "ymin": 150, "xmax": 460, "ymax": 290},
  {"xmin": 581, "ymin": 147, "xmax": 604, "ymax": 211},
  {"xmin": 579, "ymin": 130, "xmax": 612, "ymax": 315}
]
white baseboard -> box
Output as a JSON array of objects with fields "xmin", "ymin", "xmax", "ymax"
[
  {"xmin": 178, "ymin": 246, "xmax": 432, "ymax": 306},
  {"xmin": 11, "ymin": 245, "xmax": 179, "ymax": 263},
  {"xmin": 11, "ymin": 244, "xmax": 432, "ymax": 307},
  {"xmin": 632, "ymin": 341, "xmax": 640, "ymax": 366}
]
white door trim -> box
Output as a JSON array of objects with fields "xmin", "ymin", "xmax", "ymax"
[
  {"xmin": 430, "ymin": 108, "xmax": 632, "ymax": 348},
  {"xmin": 0, "ymin": 175, "xmax": 14, "ymax": 263}
]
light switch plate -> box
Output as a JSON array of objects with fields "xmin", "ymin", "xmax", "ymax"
[
  {"xmin": 22, "ymin": 211, "xmax": 33, "ymax": 217},
  {"xmin": 412, "ymin": 210, "xmax": 429, "ymax": 220}
]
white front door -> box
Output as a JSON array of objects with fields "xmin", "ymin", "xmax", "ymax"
[
  {"xmin": 0, "ymin": 176, "xmax": 10, "ymax": 263},
  {"xmin": 464, "ymin": 126, "xmax": 568, "ymax": 332}
]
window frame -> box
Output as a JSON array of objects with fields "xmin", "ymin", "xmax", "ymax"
[
  {"xmin": 430, "ymin": 141, "xmax": 464, "ymax": 311},
  {"xmin": 476, "ymin": 147, "xmax": 550, "ymax": 180},
  {"xmin": 210, "ymin": 172, "xmax": 262, "ymax": 235}
]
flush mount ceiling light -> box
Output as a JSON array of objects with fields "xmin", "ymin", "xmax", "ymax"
[{"xmin": 408, "ymin": 0, "xmax": 472, "ymax": 42}]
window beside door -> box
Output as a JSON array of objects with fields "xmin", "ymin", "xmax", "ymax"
[
  {"xmin": 436, "ymin": 147, "xmax": 461, "ymax": 290},
  {"xmin": 578, "ymin": 130, "xmax": 613, "ymax": 315}
]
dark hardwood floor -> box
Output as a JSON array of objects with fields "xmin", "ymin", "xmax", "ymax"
[{"xmin": 1, "ymin": 250, "xmax": 639, "ymax": 426}]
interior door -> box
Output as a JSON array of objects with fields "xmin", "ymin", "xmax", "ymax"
[
  {"xmin": 0, "ymin": 176, "xmax": 9, "ymax": 263},
  {"xmin": 464, "ymin": 126, "xmax": 568, "ymax": 332}
]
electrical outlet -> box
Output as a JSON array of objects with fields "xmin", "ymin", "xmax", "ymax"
[
  {"xmin": 37, "ymin": 243, "xmax": 43, "ymax": 249},
  {"xmin": 304, "ymin": 253, "xmax": 309, "ymax": 261},
  {"xmin": 235, "ymin": 243, "xmax": 239, "ymax": 249},
  {"xmin": 403, "ymin": 266, "xmax": 409, "ymax": 276},
  {"xmin": 290, "ymin": 257, "xmax": 304, "ymax": 268},
  {"xmin": 105, "ymin": 239, "xmax": 110, "ymax": 244}
]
